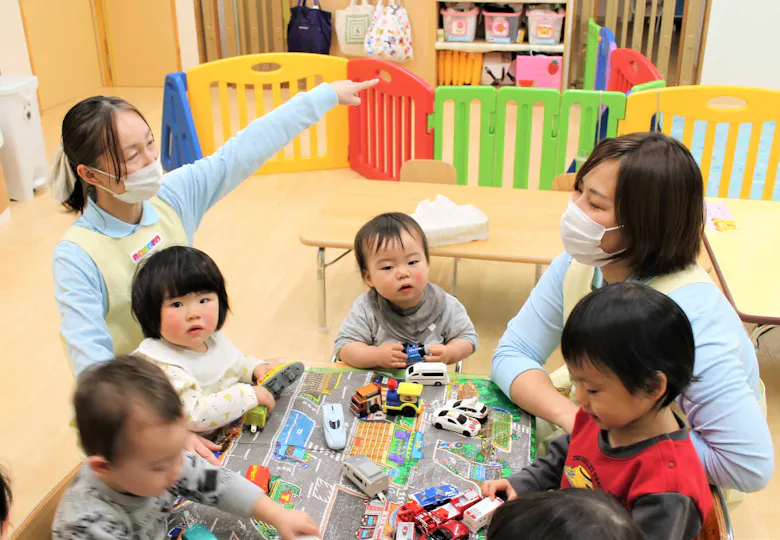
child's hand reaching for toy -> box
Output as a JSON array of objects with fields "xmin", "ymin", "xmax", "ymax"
[
  {"xmin": 374, "ymin": 343, "xmax": 408, "ymax": 369},
  {"xmin": 253, "ymin": 363, "xmax": 272, "ymax": 382},
  {"xmin": 331, "ymin": 79, "xmax": 379, "ymax": 106},
  {"xmin": 481, "ymin": 479, "xmax": 518, "ymax": 501},
  {"xmin": 253, "ymin": 499, "xmax": 319, "ymax": 540},
  {"xmin": 253, "ymin": 385, "xmax": 276, "ymax": 412}
]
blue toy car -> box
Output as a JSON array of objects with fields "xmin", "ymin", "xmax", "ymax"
[
  {"xmin": 411, "ymin": 483, "xmax": 459, "ymax": 510},
  {"xmin": 404, "ymin": 343, "xmax": 428, "ymax": 365},
  {"xmin": 322, "ymin": 403, "xmax": 347, "ymax": 450},
  {"xmin": 181, "ymin": 524, "xmax": 217, "ymax": 539}
]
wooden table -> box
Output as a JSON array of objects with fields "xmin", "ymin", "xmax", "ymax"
[
  {"xmin": 704, "ymin": 198, "xmax": 780, "ymax": 346},
  {"xmin": 300, "ymin": 180, "xmax": 571, "ymax": 330}
]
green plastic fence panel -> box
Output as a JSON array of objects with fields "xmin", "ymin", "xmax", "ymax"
[
  {"xmin": 433, "ymin": 86, "xmax": 497, "ymax": 187},
  {"xmin": 494, "ymin": 87, "xmax": 560, "ymax": 190},
  {"xmin": 556, "ymin": 90, "xmax": 627, "ymax": 176},
  {"xmin": 583, "ymin": 18, "xmax": 601, "ymax": 92},
  {"xmin": 630, "ymin": 80, "xmax": 667, "ymax": 93}
]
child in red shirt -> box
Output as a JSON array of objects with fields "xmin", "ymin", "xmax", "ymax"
[{"xmin": 483, "ymin": 283, "xmax": 712, "ymax": 540}]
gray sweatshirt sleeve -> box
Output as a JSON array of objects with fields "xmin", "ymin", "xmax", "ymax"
[
  {"xmin": 631, "ymin": 493, "xmax": 704, "ymax": 540},
  {"xmin": 334, "ymin": 295, "xmax": 376, "ymax": 358},
  {"xmin": 171, "ymin": 452, "xmax": 264, "ymax": 517},
  {"xmin": 442, "ymin": 294, "xmax": 478, "ymax": 352},
  {"xmin": 508, "ymin": 434, "xmax": 569, "ymax": 494}
]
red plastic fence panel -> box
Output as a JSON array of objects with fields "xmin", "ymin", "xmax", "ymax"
[
  {"xmin": 348, "ymin": 59, "xmax": 435, "ymax": 181},
  {"xmin": 607, "ymin": 48, "xmax": 662, "ymax": 94}
]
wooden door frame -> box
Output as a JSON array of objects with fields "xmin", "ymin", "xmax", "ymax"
[
  {"xmin": 94, "ymin": 0, "xmax": 183, "ymax": 87},
  {"xmin": 17, "ymin": 0, "xmax": 43, "ymax": 112}
]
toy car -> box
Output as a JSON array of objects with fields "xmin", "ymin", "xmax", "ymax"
[
  {"xmin": 432, "ymin": 408, "xmax": 481, "ymax": 437},
  {"xmin": 343, "ymin": 455, "xmax": 390, "ymax": 499},
  {"xmin": 411, "ymin": 484, "xmax": 459, "ymax": 510},
  {"xmin": 406, "ymin": 362, "xmax": 448, "ymax": 386},
  {"xmin": 322, "ymin": 403, "xmax": 347, "ymax": 450},
  {"xmin": 449, "ymin": 488, "xmax": 482, "ymax": 512},
  {"xmin": 397, "ymin": 500, "xmax": 426, "ymax": 523},
  {"xmin": 384, "ymin": 381, "xmax": 423, "ymax": 417},
  {"xmin": 396, "ymin": 521, "xmax": 415, "ymax": 540},
  {"xmin": 244, "ymin": 464, "xmax": 271, "ymax": 493},
  {"xmin": 181, "ymin": 524, "xmax": 218, "ymax": 539},
  {"xmin": 426, "ymin": 520, "xmax": 470, "ymax": 540},
  {"xmin": 259, "ymin": 361, "xmax": 304, "ymax": 396},
  {"xmin": 350, "ymin": 383, "xmax": 383, "ymax": 418},
  {"xmin": 404, "ymin": 343, "xmax": 428, "ymax": 365},
  {"xmin": 243, "ymin": 405, "xmax": 268, "ymax": 433},
  {"xmin": 445, "ymin": 397, "xmax": 489, "ymax": 423},
  {"xmin": 415, "ymin": 511, "xmax": 442, "ymax": 535},
  {"xmin": 463, "ymin": 496, "xmax": 504, "ymax": 533}
]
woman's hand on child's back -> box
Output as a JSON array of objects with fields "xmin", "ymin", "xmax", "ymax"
[
  {"xmin": 331, "ymin": 79, "xmax": 379, "ymax": 106},
  {"xmin": 481, "ymin": 479, "xmax": 518, "ymax": 501},
  {"xmin": 253, "ymin": 385, "xmax": 276, "ymax": 412},
  {"xmin": 374, "ymin": 343, "xmax": 408, "ymax": 369}
]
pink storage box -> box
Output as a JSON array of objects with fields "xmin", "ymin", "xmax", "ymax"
[
  {"xmin": 515, "ymin": 55, "xmax": 562, "ymax": 90},
  {"xmin": 484, "ymin": 11, "xmax": 522, "ymax": 44}
]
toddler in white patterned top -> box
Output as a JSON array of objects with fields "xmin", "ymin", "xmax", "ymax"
[{"xmin": 131, "ymin": 245, "xmax": 275, "ymax": 433}]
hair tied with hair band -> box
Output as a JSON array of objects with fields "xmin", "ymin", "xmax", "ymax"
[{"xmin": 47, "ymin": 146, "xmax": 86, "ymax": 204}]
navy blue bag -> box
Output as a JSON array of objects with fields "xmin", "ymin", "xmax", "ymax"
[{"xmin": 287, "ymin": 0, "xmax": 333, "ymax": 55}]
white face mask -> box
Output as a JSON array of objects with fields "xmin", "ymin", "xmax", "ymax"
[
  {"xmin": 93, "ymin": 157, "xmax": 163, "ymax": 204},
  {"xmin": 560, "ymin": 198, "xmax": 622, "ymax": 267}
]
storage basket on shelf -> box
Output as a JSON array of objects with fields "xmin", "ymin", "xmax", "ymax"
[
  {"xmin": 484, "ymin": 10, "xmax": 523, "ymax": 44},
  {"xmin": 441, "ymin": 8, "xmax": 479, "ymax": 43},
  {"xmin": 515, "ymin": 54, "xmax": 562, "ymax": 89},
  {"xmin": 527, "ymin": 9, "xmax": 565, "ymax": 45}
]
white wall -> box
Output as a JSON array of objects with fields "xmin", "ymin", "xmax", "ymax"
[
  {"xmin": 700, "ymin": 0, "xmax": 780, "ymax": 90},
  {"xmin": 0, "ymin": 1, "xmax": 33, "ymax": 76},
  {"xmin": 175, "ymin": 0, "xmax": 200, "ymax": 70}
]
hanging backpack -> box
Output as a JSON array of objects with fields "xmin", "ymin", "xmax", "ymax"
[
  {"xmin": 336, "ymin": 0, "xmax": 374, "ymax": 57},
  {"xmin": 288, "ymin": 0, "xmax": 332, "ymax": 55},
  {"xmin": 364, "ymin": 0, "xmax": 413, "ymax": 63}
]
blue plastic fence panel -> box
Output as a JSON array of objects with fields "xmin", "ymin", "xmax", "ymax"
[
  {"xmin": 595, "ymin": 27, "xmax": 616, "ymax": 92},
  {"xmin": 161, "ymin": 72, "xmax": 202, "ymax": 172}
]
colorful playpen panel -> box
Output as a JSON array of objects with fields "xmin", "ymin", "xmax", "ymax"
[
  {"xmin": 620, "ymin": 86, "xmax": 780, "ymax": 201},
  {"xmin": 161, "ymin": 72, "xmax": 202, "ymax": 172},
  {"xmin": 185, "ymin": 53, "xmax": 349, "ymax": 174},
  {"xmin": 347, "ymin": 59, "xmax": 435, "ymax": 182}
]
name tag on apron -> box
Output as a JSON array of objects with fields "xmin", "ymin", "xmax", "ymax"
[{"xmin": 130, "ymin": 234, "xmax": 163, "ymax": 263}]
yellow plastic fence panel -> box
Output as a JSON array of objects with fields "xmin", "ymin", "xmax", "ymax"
[
  {"xmin": 186, "ymin": 53, "xmax": 349, "ymax": 174},
  {"xmin": 620, "ymin": 86, "xmax": 780, "ymax": 201}
]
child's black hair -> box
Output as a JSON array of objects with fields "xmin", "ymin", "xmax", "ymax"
[
  {"xmin": 0, "ymin": 466, "xmax": 11, "ymax": 528},
  {"xmin": 353, "ymin": 213, "xmax": 430, "ymax": 278},
  {"xmin": 131, "ymin": 246, "xmax": 229, "ymax": 339},
  {"xmin": 487, "ymin": 490, "xmax": 645, "ymax": 540},
  {"xmin": 561, "ymin": 282, "xmax": 696, "ymax": 409},
  {"xmin": 75, "ymin": 355, "xmax": 183, "ymax": 464}
]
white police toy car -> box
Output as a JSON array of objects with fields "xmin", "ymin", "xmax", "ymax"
[
  {"xmin": 322, "ymin": 403, "xmax": 347, "ymax": 450},
  {"xmin": 442, "ymin": 397, "xmax": 488, "ymax": 423},
  {"xmin": 432, "ymin": 408, "xmax": 481, "ymax": 437}
]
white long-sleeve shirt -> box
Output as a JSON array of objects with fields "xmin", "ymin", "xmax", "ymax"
[{"xmin": 134, "ymin": 332, "xmax": 265, "ymax": 432}]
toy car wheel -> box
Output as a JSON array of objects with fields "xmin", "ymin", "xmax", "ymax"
[
  {"xmin": 463, "ymin": 430, "xmax": 470, "ymax": 437},
  {"xmin": 435, "ymin": 423, "xmax": 442, "ymax": 429},
  {"xmin": 434, "ymin": 382, "xmax": 442, "ymax": 387},
  {"xmin": 402, "ymin": 408, "xmax": 415, "ymax": 418}
]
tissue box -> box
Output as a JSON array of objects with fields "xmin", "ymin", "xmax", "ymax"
[{"xmin": 410, "ymin": 194, "xmax": 489, "ymax": 247}]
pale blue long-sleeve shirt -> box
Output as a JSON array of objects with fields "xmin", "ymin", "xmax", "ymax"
[
  {"xmin": 53, "ymin": 83, "xmax": 338, "ymax": 378},
  {"xmin": 492, "ymin": 252, "xmax": 774, "ymax": 493}
]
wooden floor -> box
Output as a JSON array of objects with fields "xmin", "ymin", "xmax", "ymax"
[{"xmin": 0, "ymin": 87, "xmax": 778, "ymax": 538}]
